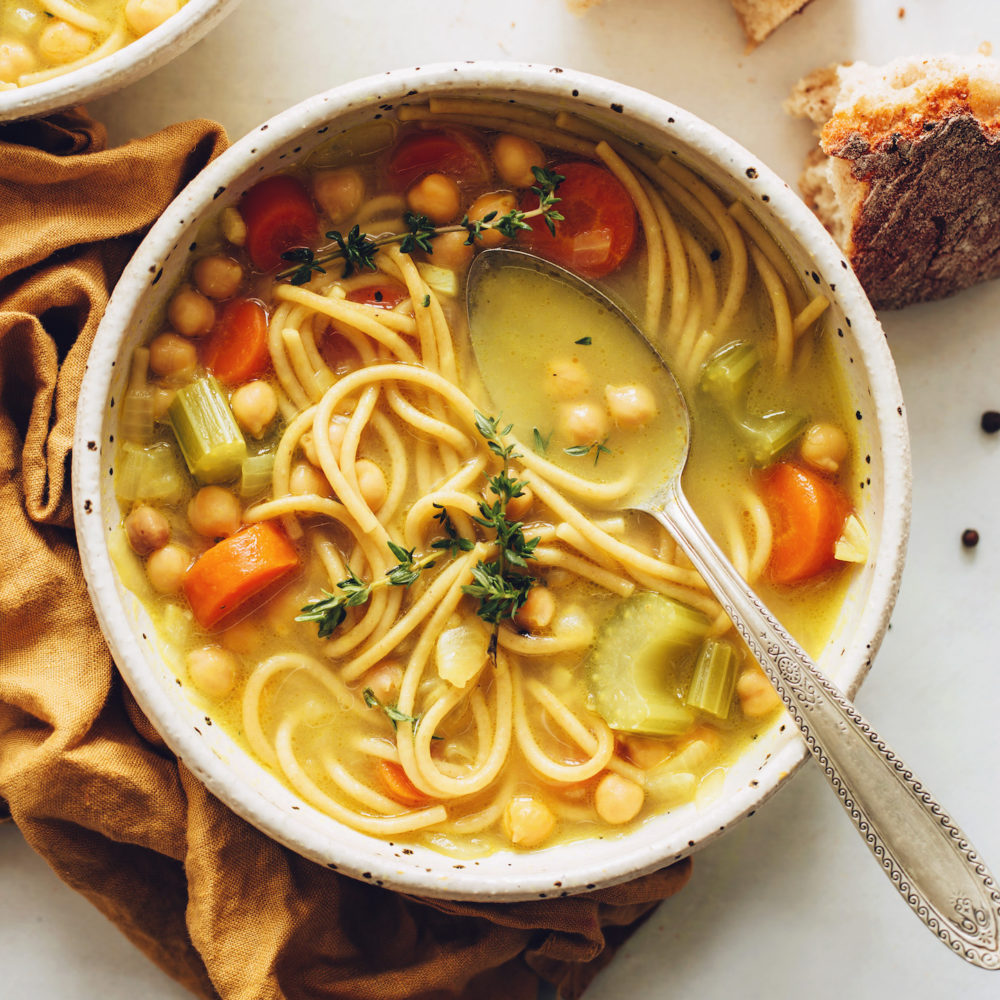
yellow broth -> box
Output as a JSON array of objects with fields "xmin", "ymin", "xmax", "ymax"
[{"xmin": 112, "ymin": 109, "xmax": 864, "ymax": 855}]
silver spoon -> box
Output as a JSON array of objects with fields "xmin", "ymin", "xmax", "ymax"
[{"xmin": 466, "ymin": 246, "xmax": 1000, "ymax": 970}]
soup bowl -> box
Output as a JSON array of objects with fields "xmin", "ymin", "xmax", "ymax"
[
  {"xmin": 0, "ymin": 0, "xmax": 243, "ymax": 123},
  {"xmin": 73, "ymin": 62, "xmax": 910, "ymax": 900}
]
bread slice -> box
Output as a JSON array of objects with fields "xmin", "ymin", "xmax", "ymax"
[
  {"xmin": 730, "ymin": 0, "xmax": 816, "ymax": 47},
  {"xmin": 787, "ymin": 54, "xmax": 1000, "ymax": 309}
]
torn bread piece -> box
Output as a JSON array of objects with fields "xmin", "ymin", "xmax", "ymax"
[
  {"xmin": 731, "ymin": 0, "xmax": 816, "ymax": 47},
  {"xmin": 788, "ymin": 54, "xmax": 1000, "ymax": 309}
]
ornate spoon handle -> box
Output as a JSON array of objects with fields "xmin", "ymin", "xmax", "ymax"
[{"xmin": 646, "ymin": 482, "xmax": 1000, "ymax": 970}]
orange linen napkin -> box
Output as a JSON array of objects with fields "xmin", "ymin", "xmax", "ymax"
[{"xmin": 0, "ymin": 109, "xmax": 692, "ymax": 1000}]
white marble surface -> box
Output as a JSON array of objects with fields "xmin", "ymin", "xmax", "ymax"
[{"xmin": 3, "ymin": 0, "xmax": 999, "ymax": 996}]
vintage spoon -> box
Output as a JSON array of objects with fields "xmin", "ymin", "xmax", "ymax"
[{"xmin": 466, "ymin": 246, "xmax": 1000, "ymax": 969}]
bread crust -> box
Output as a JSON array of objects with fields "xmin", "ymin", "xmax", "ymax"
[{"xmin": 823, "ymin": 112, "xmax": 1000, "ymax": 308}]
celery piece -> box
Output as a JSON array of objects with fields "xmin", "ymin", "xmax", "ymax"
[
  {"xmin": 168, "ymin": 375, "xmax": 247, "ymax": 484},
  {"xmin": 700, "ymin": 340, "xmax": 760, "ymax": 415},
  {"xmin": 240, "ymin": 451, "xmax": 276, "ymax": 498},
  {"xmin": 585, "ymin": 592, "xmax": 709, "ymax": 735},
  {"xmin": 120, "ymin": 347, "xmax": 154, "ymax": 444},
  {"xmin": 738, "ymin": 408, "xmax": 807, "ymax": 465},
  {"xmin": 685, "ymin": 638, "xmax": 741, "ymax": 719},
  {"xmin": 115, "ymin": 441, "xmax": 185, "ymax": 504}
]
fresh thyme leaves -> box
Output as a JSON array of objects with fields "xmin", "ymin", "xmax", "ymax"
[
  {"xmin": 295, "ymin": 566, "xmax": 370, "ymax": 637},
  {"xmin": 297, "ymin": 415, "xmax": 538, "ymax": 643},
  {"xmin": 297, "ymin": 541, "xmax": 435, "ymax": 637},
  {"xmin": 532, "ymin": 427, "xmax": 552, "ymax": 454},
  {"xmin": 330, "ymin": 225, "xmax": 379, "ymax": 276},
  {"xmin": 463, "ymin": 413, "xmax": 539, "ymax": 631},
  {"xmin": 431, "ymin": 504, "xmax": 476, "ymax": 558},
  {"xmin": 421, "ymin": 294, "xmax": 431, "ymax": 308},
  {"xmin": 363, "ymin": 688, "xmax": 421, "ymax": 729},
  {"xmin": 280, "ymin": 247, "xmax": 326, "ymax": 286},
  {"xmin": 574, "ymin": 336, "xmax": 592, "ymax": 345},
  {"xmin": 275, "ymin": 168, "xmax": 565, "ymax": 283},
  {"xmin": 563, "ymin": 438, "xmax": 613, "ymax": 465}
]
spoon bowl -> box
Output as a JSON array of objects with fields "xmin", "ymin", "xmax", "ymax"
[{"xmin": 467, "ymin": 247, "xmax": 1000, "ymax": 970}]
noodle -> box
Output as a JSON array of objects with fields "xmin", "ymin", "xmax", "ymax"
[{"xmin": 117, "ymin": 100, "xmax": 859, "ymax": 855}]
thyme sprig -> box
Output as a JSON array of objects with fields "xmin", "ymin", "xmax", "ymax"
[
  {"xmin": 461, "ymin": 413, "xmax": 539, "ymax": 635},
  {"xmin": 295, "ymin": 541, "xmax": 436, "ymax": 637},
  {"xmin": 564, "ymin": 438, "xmax": 612, "ymax": 465},
  {"xmin": 278, "ymin": 166, "xmax": 565, "ymax": 284},
  {"xmin": 297, "ymin": 414, "xmax": 538, "ymax": 645}
]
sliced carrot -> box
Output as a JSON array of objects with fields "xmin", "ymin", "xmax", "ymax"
[
  {"xmin": 758, "ymin": 462, "xmax": 850, "ymax": 585},
  {"xmin": 375, "ymin": 759, "xmax": 430, "ymax": 808},
  {"xmin": 240, "ymin": 174, "xmax": 318, "ymax": 272},
  {"xmin": 183, "ymin": 521, "xmax": 300, "ymax": 628},
  {"xmin": 200, "ymin": 298, "xmax": 270, "ymax": 385}
]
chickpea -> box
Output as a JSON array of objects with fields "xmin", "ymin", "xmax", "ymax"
[
  {"xmin": 124, "ymin": 505, "xmax": 170, "ymax": 556},
  {"xmin": 355, "ymin": 459, "xmax": 388, "ymax": 511},
  {"xmin": 365, "ymin": 661, "xmax": 404, "ymax": 703},
  {"xmin": 736, "ymin": 665, "xmax": 783, "ymax": 718},
  {"xmin": 492, "ymin": 133, "xmax": 545, "ymax": 188},
  {"xmin": 192, "ymin": 254, "xmax": 243, "ymax": 301},
  {"xmin": 594, "ymin": 772, "xmax": 645, "ymax": 825},
  {"xmin": 186, "ymin": 645, "xmax": 237, "ymax": 700},
  {"xmin": 0, "ymin": 39, "xmax": 35, "ymax": 83},
  {"xmin": 514, "ymin": 586, "xmax": 555, "ymax": 632},
  {"xmin": 429, "ymin": 230, "xmax": 474, "ymax": 272},
  {"xmin": 406, "ymin": 172, "xmax": 461, "ymax": 224},
  {"xmin": 219, "ymin": 618, "xmax": 261, "ymax": 655},
  {"xmin": 560, "ymin": 400, "xmax": 609, "ymax": 447},
  {"xmin": 167, "ymin": 285, "xmax": 215, "ymax": 338},
  {"xmin": 505, "ymin": 484, "xmax": 534, "ymax": 521},
  {"xmin": 38, "ymin": 20, "xmax": 93, "ymax": 64},
  {"xmin": 313, "ymin": 167, "xmax": 365, "ymax": 223},
  {"xmin": 545, "ymin": 357, "xmax": 590, "ymax": 399},
  {"xmin": 125, "ymin": 0, "xmax": 180, "ymax": 35},
  {"xmin": 605, "ymin": 383, "xmax": 657, "ymax": 430},
  {"xmin": 619, "ymin": 733, "xmax": 672, "ymax": 770},
  {"xmin": 187, "ymin": 486, "xmax": 242, "ymax": 539},
  {"xmin": 502, "ymin": 794, "xmax": 556, "ymax": 848},
  {"xmin": 231, "ymin": 380, "xmax": 278, "ymax": 438},
  {"xmin": 145, "ymin": 543, "xmax": 190, "ymax": 595},
  {"xmin": 467, "ymin": 191, "xmax": 517, "ymax": 248},
  {"xmin": 219, "ymin": 206, "xmax": 247, "ymax": 247},
  {"xmin": 289, "ymin": 460, "xmax": 332, "ymax": 497},
  {"xmin": 800, "ymin": 422, "xmax": 849, "ymax": 474},
  {"xmin": 152, "ymin": 386, "xmax": 176, "ymax": 421},
  {"xmin": 148, "ymin": 332, "xmax": 197, "ymax": 379}
]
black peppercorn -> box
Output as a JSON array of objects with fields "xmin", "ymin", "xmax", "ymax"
[
  {"xmin": 981, "ymin": 411, "xmax": 1000, "ymax": 434},
  {"xmin": 962, "ymin": 529, "xmax": 980, "ymax": 548}
]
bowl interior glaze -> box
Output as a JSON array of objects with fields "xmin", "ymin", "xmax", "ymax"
[{"xmin": 73, "ymin": 62, "xmax": 910, "ymax": 901}]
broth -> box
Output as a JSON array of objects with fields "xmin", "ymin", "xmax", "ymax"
[{"xmin": 111, "ymin": 104, "xmax": 866, "ymax": 855}]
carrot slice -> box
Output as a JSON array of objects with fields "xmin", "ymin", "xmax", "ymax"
[
  {"xmin": 758, "ymin": 462, "xmax": 850, "ymax": 584},
  {"xmin": 183, "ymin": 521, "xmax": 299, "ymax": 628},
  {"xmin": 200, "ymin": 298, "xmax": 270, "ymax": 385},
  {"xmin": 375, "ymin": 759, "xmax": 430, "ymax": 808}
]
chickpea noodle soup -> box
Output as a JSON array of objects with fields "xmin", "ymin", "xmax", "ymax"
[
  {"xmin": 0, "ymin": 0, "xmax": 186, "ymax": 88},
  {"xmin": 110, "ymin": 97, "xmax": 871, "ymax": 856}
]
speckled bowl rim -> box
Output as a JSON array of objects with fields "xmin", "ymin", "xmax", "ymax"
[
  {"xmin": 0, "ymin": 0, "xmax": 243, "ymax": 123},
  {"xmin": 73, "ymin": 61, "xmax": 911, "ymax": 901}
]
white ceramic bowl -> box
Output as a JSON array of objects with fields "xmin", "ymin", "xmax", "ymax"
[
  {"xmin": 73, "ymin": 62, "xmax": 911, "ymax": 901},
  {"xmin": 0, "ymin": 0, "xmax": 242, "ymax": 123}
]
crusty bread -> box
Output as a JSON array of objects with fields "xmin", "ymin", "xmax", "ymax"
[
  {"xmin": 787, "ymin": 54, "xmax": 1000, "ymax": 309},
  {"xmin": 730, "ymin": 0, "xmax": 816, "ymax": 47}
]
